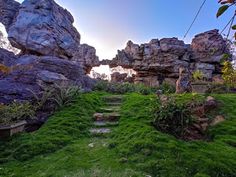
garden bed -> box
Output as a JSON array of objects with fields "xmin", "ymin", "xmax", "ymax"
[{"xmin": 0, "ymin": 120, "xmax": 26, "ymax": 139}]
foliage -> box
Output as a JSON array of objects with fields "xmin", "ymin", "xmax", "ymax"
[
  {"xmin": 153, "ymin": 95, "xmax": 193, "ymax": 138},
  {"xmin": 192, "ymin": 70, "xmax": 204, "ymax": 82},
  {"xmin": 159, "ymin": 81, "xmax": 176, "ymax": 94},
  {"xmin": 93, "ymin": 80, "xmax": 175, "ymax": 95},
  {"xmin": 30, "ymin": 84, "xmax": 82, "ymax": 111},
  {"xmin": 217, "ymin": 0, "xmax": 236, "ymax": 39},
  {"xmin": 222, "ymin": 60, "xmax": 236, "ymax": 87},
  {"xmin": 50, "ymin": 84, "xmax": 82, "ymax": 109},
  {"xmin": 0, "ymin": 102, "xmax": 35, "ymax": 126}
]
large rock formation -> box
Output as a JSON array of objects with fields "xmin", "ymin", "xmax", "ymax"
[
  {"xmin": 0, "ymin": 0, "xmax": 20, "ymax": 31},
  {"xmin": 102, "ymin": 29, "xmax": 229, "ymax": 87},
  {"xmin": 0, "ymin": 0, "xmax": 99, "ymax": 104}
]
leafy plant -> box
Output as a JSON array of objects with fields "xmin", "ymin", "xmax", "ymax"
[
  {"xmin": 222, "ymin": 60, "xmax": 236, "ymax": 87},
  {"xmin": 217, "ymin": 0, "xmax": 236, "ymax": 40},
  {"xmin": 153, "ymin": 96, "xmax": 193, "ymax": 138},
  {"xmin": 192, "ymin": 70, "xmax": 204, "ymax": 82},
  {"xmin": 50, "ymin": 84, "xmax": 82, "ymax": 109},
  {"xmin": 0, "ymin": 102, "xmax": 35, "ymax": 126}
]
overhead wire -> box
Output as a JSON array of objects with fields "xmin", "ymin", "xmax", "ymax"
[{"xmin": 183, "ymin": 0, "xmax": 207, "ymax": 39}]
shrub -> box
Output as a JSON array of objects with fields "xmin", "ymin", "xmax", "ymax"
[
  {"xmin": 192, "ymin": 70, "xmax": 204, "ymax": 82},
  {"xmin": 93, "ymin": 80, "xmax": 175, "ymax": 95},
  {"xmin": 0, "ymin": 102, "xmax": 35, "ymax": 126},
  {"xmin": 51, "ymin": 84, "xmax": 82, "ymax": 109},
  {"xmin": 222, "ymin": 60, "xmax": 236, "ymax": 88},
  {"xmin": 159, "ymin": 82, "xmax": 176, "ymax": 94},
  {"xmin": 153, "ymin": 96, "xmax": 193, "ymax": 138}
]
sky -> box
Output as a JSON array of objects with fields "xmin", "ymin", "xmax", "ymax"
[{"xmin": 11, "ymin": 0, "xmax": 235, "ymax": 60}]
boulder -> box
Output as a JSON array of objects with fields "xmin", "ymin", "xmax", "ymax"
[
  {"xmin": 0, "ymin": 48, "xmax": 17, "ymax": 66},
  {"xmin": 191, "ymin": 29, "xmax": 228, "ymax": 63},
  {"xmin": 175, "ymin": 67, "xmax": 192, "ymax": 93},
  {"xmin": 0, "ymin": 0, "xmax": 20, "ymax": 31},
  {"xmin": 73, "ymin": 44, "xmax": 100, "ymax": 73},
  {"xmin": 7, "ymin": 0, "xmax": 81, "ymax": 59},
  {"xmin": 0, "ymin": 55, "xmax": 89, "ymax": 103}
]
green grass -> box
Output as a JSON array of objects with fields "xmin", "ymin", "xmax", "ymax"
[
  {"xmin": 110, "ymin": 93, "xmax": 236, "ymax": 177},
  {"xmin": 0, "ymin": 92, "xmax": 236, "ymax": 177}
]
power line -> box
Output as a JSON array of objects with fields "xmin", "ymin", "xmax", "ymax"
[{"xmin": 183, "ymin": 0, "xmax": 207, "ymax": 39}]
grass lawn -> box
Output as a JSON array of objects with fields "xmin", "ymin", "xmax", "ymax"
[{"xmin": 0, "ymin": 92, "xmax": 235, "ymax": 177}]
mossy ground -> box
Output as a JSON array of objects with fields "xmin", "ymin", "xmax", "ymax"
[{"xmin": 0, "ymin": 92, "xmax": 235, "ymax": 177}]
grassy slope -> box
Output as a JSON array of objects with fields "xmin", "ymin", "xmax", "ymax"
[
  {"xmin": 0, "ymin": 92, "xmax": 142, "ymax": 177},
  {"xmin": 0, "ymin": 92, "xmax": 235, "ymax": 177},
  {"xmin": 110, "ymin": 93, "xmax": 236, "ymax": 177}
]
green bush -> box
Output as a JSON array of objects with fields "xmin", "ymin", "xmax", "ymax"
[
  {"xmin": 153, "ymin": 96, "xmax": 193, "ymax": 138},
  {"xmin": 93, "ymin": 80, "xmax": 175, "ymax": 95},
  {"xmin": 0, "ymin": 102, "xmax": 35, "ymax": 126}
]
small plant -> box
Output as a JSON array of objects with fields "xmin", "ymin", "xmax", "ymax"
[
  {"xmin": 0, "ymin": 102, "xmax": 35, "ymax": 126},
  {"xmin": 222, "ymin": 60, "xmax": 236, "ymax": 88},
  {"xmin": 192, "ymin": 70, "xmax": 204, "ymax": 82},
  {"xmin": 153, "ymin": 96, "xmax": 193, "ymax": 138},
  {"xmin": 51, "ymin": 84, "xmax": 82, "ymax": 109}
]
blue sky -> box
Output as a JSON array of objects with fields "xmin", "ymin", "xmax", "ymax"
[{"xmin": 12, "ymin": 0, "xmax": 236, "ymax": 59}]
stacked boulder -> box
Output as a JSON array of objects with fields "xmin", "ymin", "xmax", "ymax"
[
  {"xmin": 102, "ymin": 30, "xmax": 229, "ymax": 87},
  {"xmin": 0, "ymin": 0, "xmax": 100, "ymax": 103}
]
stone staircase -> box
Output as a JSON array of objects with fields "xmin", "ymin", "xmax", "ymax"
[{"xmin": 89, "ymin": 95, "xmax": 123, "ymax": 136}]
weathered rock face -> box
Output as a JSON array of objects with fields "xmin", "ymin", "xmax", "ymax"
[
  {"xmin": 7, "ymin": 0, "xmax": 80, "ymax": 59},
  {"xmin": 0, "ymin": 0, "xmax": 20, "ymax": 31},
  {"xmin": 73, "ymin": 44, "xmax": 100, "ymax": 73},
  {"xmin": 0, "ymin": 48, "xmax": 17, "ymax": 66},
  {"xmin": 0, "ymin": 0, "xmax": 99, "ymax": 72},
  {"xmin": 102, "ymin": 30, "xmax": 229, "ymax": 87},
  {"xmin": 0, "ymin": 0, "xmax": 99, "ymax": 104},
  {"xmin": 0, "ymin": 54, "xmax": 90, "ymax": 103}
]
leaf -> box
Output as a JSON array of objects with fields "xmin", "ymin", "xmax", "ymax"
[
  {"xmin": 216, "ymin": 5, "xmax": 229, "ymax": 18},
  {"xmin": 234, "ymin": 32, "xmax": 236, "ymax": 40},
  {"xmin": 232, "ymin": 25, "xmax": 236, "ymax": 30}
]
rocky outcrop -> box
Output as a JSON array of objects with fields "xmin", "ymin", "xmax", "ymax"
[
  {"xmin": 0, "ymin": 0, "xmax": 20, "ymax": 31},
  {"xmin": 7, "ymin": 0, "xmax": 81, "ymax": 59},
  {"xmin": 73, "ymin": 44, "xmax": 100, "ymax": 73},
  {"xmin": 0, "ymin": 0, "xmax": 99, "ymax": 71},
  {"xmin": 0, "ymin": 48, "xmax": 17, "ymax": 66},
  {"xmin": 0, "ymin": 0, "xmax": 99, "ymax": 104},
  {"xmin": 102, "ymin": 30, "xmax": 229, "ymax": 87},
  {"xmin": 0, "ymin": 55, "xmax": 91, "ymax": 103}
]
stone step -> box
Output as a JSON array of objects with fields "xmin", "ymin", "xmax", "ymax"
[
  {"xmin": 93, "ymin": 121, "xmax": 119, "ymax": 127},
  {"xmin": 93, "ymin": 112, "xmax": 121, "ymax": 121},
  {"xmin": 106, "ymin": 102, "xmax": 122, "ymax": 106},
  {"xmin": 89, "ymin": 128, "xmax": 111, "ymax": 135},
  {"xmin": 99, "ymin": 106, "xmax": 120, "ymax": 113},
  {"xmin": 103, "ymin": 95, "xmax": 123, "ymax": 103}
]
